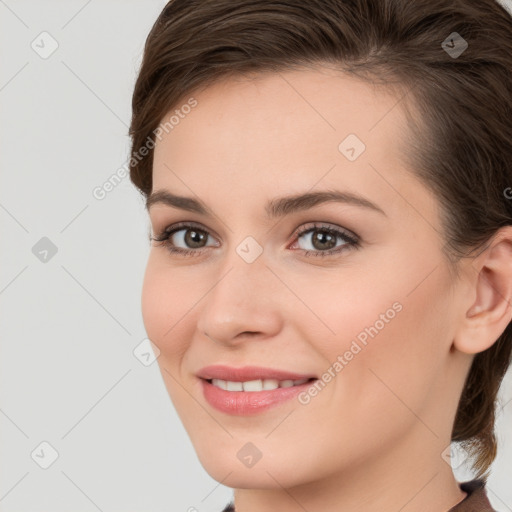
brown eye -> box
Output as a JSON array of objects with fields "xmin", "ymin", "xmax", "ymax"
[
  {"xmin": 179, "ymin": 228, "xmax": 209, "ymax": 248},
  {"xmin": 307, "ymin": 229, "xmax": 338, "ymax": 251},
  {"xmin": 292, "ymin": 222, "xmax": 359, "ymax": 258},
  {"xmin": 151, "ymin": 221, "xmax": 219, "ymax": 256},
  {"xmin": 152, "ymin": 221, "xmax": 359, "ymax": 259}
]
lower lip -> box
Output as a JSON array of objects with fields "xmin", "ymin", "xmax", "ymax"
[{"xmin": 200, "ymin": 378, "xmax": 316, "ymax": 415}]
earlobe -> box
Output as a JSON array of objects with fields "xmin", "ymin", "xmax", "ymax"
[{"xmin": 453, "ymin": 227, "xmax": 512, "ymax": 355}]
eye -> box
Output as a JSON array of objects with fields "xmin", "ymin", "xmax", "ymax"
[
  {"xmin": 289, "ymin": 222, "xmax": 360, "ymax": 258},
  {"xmin": 151, "ymin": 221, "xmax": 360, "ymax": 258},
  {"xmin": 151, "ymin": 221, "xmax": 219, "ymax": 257}
]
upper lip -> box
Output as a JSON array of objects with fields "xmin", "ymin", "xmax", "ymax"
[{"xmin": 197, "ymin": 365, "xmax": 317, "ymax": 382}]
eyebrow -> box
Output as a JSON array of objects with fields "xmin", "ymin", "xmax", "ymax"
[{"xmin": 146, "ymin": 189, "xmax": 387, "ymax": 218}]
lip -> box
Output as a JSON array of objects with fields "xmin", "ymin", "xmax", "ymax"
[
  {"xmin": 196, "ymin": 365, "xmax": 317, "ymax": 381},
  {"xmin": 200, "ymin": 379, "xmax": 316, "ymax": 415},
  {"xmin": 196, "ymin": 365, "xmax": 318, "ymax": 416}
]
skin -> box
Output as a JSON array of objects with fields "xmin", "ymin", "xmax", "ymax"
[{"xmin": 142, "ymin": 65, "xmax": 512, "ymax": 512}]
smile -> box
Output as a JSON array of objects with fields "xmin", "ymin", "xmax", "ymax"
[
  {"xmin": 200, "ymin": 377, "xmax": 318, "ymax": 415},
  {"xmin": 208, "ymin": 378, "xmax": 312, "ymax": 391}
]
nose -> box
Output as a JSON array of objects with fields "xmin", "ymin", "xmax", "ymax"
[{"xmin": 196, "ymin": 253, "xmax": 283, "ymax": 347}]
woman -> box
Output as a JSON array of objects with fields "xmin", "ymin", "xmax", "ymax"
[{"xmin": 128, "ymin": 0, "xmax": 512, "ymax": 510}]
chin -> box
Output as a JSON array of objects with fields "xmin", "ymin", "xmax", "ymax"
[
  {"xmin": 193, "ymin": 440, "xmax": 311, "ymax": 489},
  {"xmin": 201, "ymin": 461, "xmax": 296, "ymax": 490}
]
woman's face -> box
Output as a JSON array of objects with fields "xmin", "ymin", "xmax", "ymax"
[{"xmin": 142, "ymin": 66, "xmax": 470, "ymax": 488}]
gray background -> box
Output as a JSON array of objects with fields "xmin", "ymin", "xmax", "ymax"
[{"xmin": 1, "ymin": 1, "xmax": 511, "ymax": 511}]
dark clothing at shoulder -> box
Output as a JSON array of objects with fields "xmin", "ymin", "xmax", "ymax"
[
  {"xmin": 221, "ymin": 479, "xmax": 497, "ymax": 512},
  {"xmin": 449, "ymin": 479, "xmax": 497, "ymax": 511}
]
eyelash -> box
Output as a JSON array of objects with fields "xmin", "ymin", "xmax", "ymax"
[{"xmin": 151, "ymin": 221, "xmax": 360, "ymax": 258}]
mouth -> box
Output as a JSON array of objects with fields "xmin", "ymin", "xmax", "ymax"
[
  {"xmin": 196, "ymin": 364, "xmax": 317, "ymax": 382},
  {"xmin": 203, "ymin": 377, "xmax": 317, "ymax": 392},
  {"xmin": 197, "ymin": 367, "xmax": 319, "ymax": 415},
  {"xmin": 196, "ymin": 365, "xmax": 319, "ymax": 415}
]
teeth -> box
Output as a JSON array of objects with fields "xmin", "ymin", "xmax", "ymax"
[
  {"xmin": 262, "ymin": 379, "xmax": 279, "ymax": 390},
  {"xmin": 243, "ymin": 379, "xmax": 265, "ymax": 392},
  {"xmin": 226, "ymin": 381, "xmax": 243, "ymax": 391},
  {"xmin": 210, "ymin": 378, "xmax": 311, "ymax": 392},
  {"xmin": 212, "ymin": 379, "xmax": 227, "ymax": 390}
]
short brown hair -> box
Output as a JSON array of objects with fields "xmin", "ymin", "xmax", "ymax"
[{"xmin": 129, "ymin": 0, "xmax": 512, "ymax": 481}]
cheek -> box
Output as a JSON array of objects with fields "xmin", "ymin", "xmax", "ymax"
[
  {"xmin": 141, "ymin": 258, "xmax": 194, "ymax": 411},
  {"xmin": 141, "ymin": 259, "xmax": 166, "ymax": 347},
  {"xmin": 307, "ymin": 256, "xmax": 451, "ymax": 420},
  {"xmin": 141, "ymin": 253, "xmax": 211, "ymax": 376},
  {"xmin": 141, "ymin": 255, "xmax": 186, "ymax": 357}
]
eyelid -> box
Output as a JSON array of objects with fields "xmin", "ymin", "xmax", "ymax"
[
  {"xmin": 153, "ymin": 220, "xmax": 357, "ymax": 244},
  {"xmin": 289, "ymin": 221, "xmax": 358, "ymax": 244},
  {"xmin": 152, "ymin": 219, "xmax": 360, "ymax": 259},
  {"xmin": 156, "ymin": 220, "xmax": 220, "ymax": 243}
]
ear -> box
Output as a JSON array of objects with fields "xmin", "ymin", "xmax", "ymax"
[{"xmin": 453, "ymin": 226, "xmax": 512, "ymax": 355}]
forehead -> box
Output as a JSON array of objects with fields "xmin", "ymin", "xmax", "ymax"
[
  {"xmin": 151, "ymin": 66, "xmax": 436, "ymax": 224},
  {"xmin": 156, "ymin": 66, "xmax": 401, "ymax": 152}
]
